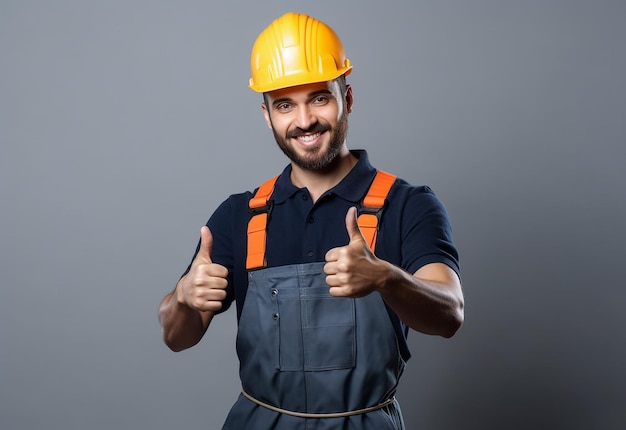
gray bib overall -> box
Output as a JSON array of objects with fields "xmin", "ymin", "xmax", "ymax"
[{"xmin": 222, "ymin": 171, "xmax": 406, "ymax": 429}]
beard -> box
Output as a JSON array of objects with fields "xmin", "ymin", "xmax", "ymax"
[{"xmin": 272, "ymin": 111, "xmax": 349, "ymax": 171}]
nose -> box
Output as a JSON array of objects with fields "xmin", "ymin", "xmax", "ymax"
[{"xmin": 294, "ymin": 105, "xmax": 315, "ymax": 130}]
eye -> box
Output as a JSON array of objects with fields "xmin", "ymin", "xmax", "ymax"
[
  {"xmin": 274, "ymin": 102, "xmax": 293, "ymax": 112},
  {"xmin": 312, "ymin": 95, "xmax": 329, "ymax": 105}
]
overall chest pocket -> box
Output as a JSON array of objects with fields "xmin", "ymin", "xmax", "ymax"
[{"xmin": 272, "ymin": 269, "xmax": 356, "ymax": 372}]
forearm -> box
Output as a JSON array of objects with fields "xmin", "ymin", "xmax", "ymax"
[
  {"xmin": 378, "ymin": 262, "xmax": 464, "ymax": 338},
  {"xmin": 158, "ymin": 285, "xmax": 214, "ymax": 352}
]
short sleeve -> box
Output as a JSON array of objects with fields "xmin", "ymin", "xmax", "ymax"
[{"xmin": 399, "ymin": 186, "xmax": 460, "ymax": 277}]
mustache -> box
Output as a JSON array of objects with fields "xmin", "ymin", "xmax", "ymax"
[{"xmin": 286, "ymin": 122, "xmax": 330, "ymax": 139}]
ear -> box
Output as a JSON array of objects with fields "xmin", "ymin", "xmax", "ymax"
[
  {"xmin": 261, "ymin": 102, "xmax": 273, "ymax": 130},
  {"xmin": 345, "ymin": 84, "xmax": 354, "ymax": 114}
]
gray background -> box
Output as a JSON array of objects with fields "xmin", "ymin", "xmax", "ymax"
[{"xmin": 2, "ymin": 1, "xmax": 625, "ymax": 429}]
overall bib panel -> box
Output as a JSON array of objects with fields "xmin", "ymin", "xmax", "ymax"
[{"xmin": 223, "ymin": 262, "xmax": 406, "ymax": 429}]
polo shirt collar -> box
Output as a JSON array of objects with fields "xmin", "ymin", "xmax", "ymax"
[{"xmin": 270, "ymin": 150, "xmax": 377, "ymax": 204}]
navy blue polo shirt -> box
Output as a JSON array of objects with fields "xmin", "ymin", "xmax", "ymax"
[{"xmin": 187, "ymin": 150, "xmax": 459, "ymax": 360}]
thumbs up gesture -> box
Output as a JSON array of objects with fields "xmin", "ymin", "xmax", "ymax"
[
  {"xmin": 177, "ymin": 226, "xmax": 229, "ymax": 312},
  {"xmin": 324, "ymin": 207, "xmax": 390, "ymax": 298}
]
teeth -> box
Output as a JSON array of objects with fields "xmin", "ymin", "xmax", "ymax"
[{"xmin": 298, "ymin": 133, "xmax": 320, "ymax": 142}]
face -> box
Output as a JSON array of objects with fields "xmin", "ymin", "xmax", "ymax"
[{"xmin": 262, "ymin": 79, "xmax": 352, "ymax": 171}]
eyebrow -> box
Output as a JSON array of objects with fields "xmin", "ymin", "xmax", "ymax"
[{"xmin": 271, "ymin": 89, "xmax": 333, "ymax": 108}]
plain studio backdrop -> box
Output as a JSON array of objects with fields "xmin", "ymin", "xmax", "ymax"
[{"xmin": 1, "ymin": 1, "xmax": 625, "ymax": 429}]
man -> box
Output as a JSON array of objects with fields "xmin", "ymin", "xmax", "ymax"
[{"xmin": 159, "ymin": 12, "xmax": 464, "ymax": 430}]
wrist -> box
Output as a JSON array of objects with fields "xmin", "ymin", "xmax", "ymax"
[
  {"xmin": 376, "ymin": 260, "xmax": 397, "ymax": 293},
  {"xmin": 174, "ymin": 277, "xmax": 187, "ymax": 305}
]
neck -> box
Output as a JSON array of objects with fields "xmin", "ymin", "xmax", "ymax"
[{"xmin": 290, "ymin": 150, "xmax": 357, "ymax": 202}]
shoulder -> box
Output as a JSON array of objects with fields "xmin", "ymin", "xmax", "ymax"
[
  {"xmin": 379, "ymin": 175, "xmax": 459, "ymax": 275},
  {"xmin": 387, "ymin": 176, "xmax": 449, "ymax": 217},
  {"xmin": 389, "ymin": 176, "xmax": 435, "ymax": 197},
  {"xmin": 209, "ymin": 166, "xmax": 292, "ymax": 226},
  {"xmin": 210, "ymin": 191, "xmax": 253, "ymax": 220}
]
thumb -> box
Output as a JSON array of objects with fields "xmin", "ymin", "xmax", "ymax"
[
  {"xmin": 345, "ymin": 207, "xmax": 365, "ymax": 243},
  {"xmin": 197, "ymin": 225, "xmax": 213, "ymax": 262}
]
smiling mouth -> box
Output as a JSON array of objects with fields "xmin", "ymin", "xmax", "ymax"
[{"xmin": 296, "ymin": 132, "xmax": 322, "ymax": 144}]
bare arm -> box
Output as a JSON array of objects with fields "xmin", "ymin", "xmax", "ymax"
[
  {"xmin": 158, "ymin": 226, "xmax": 228, "ymax": 351},
  {"xmin": 158, "ymin": 286, "xmax": 215, "ymax": 352},
  {"xmin": 377, "ymin": 262, "xmax": 463, "ymax": 337},
  {"xmin": 324, "ymin": 207, "xmax": 464, "ymax": 337}
]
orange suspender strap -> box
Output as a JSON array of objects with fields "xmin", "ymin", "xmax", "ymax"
[
  {"xmin": 245, "ymin": 170, "xmax": 396, "ymax": 270},
  {"xmin": 246, "ymin": 176, "xmax": 279, "ymax": 270},
  {"xmin": 358, "ymin": 170, "xmax": 396, "ymax": 252}
]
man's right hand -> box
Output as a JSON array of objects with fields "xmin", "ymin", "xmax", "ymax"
[{"xmin": 176, "ymin": 226, "xmax": 229, "ymax": 312}]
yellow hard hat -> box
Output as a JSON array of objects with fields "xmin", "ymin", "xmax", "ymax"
[{"xmin": 249, "ymin": 12, "xmax": 352, "ymax": 93}]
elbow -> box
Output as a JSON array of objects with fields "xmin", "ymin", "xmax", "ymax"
[
  {"xmin": 160, "ymin": 312, "xmax": 204, "ymax": 352},
  {"xmin": 440, "ymin": 314, "xmax": 463, "ymax": 338},
  {"xmin": 443, "ymin": 299, "xmax": 465, "ymax": 339},
  {"xmin": 162, "ymin": 330, "xmax": 197, "ymax": 353},
  {"xmin": 159, "ymin": 313, "xmax": 197, "ymax": 353},
  {"xmin": 162, "ymin": 329, "xmax": 182, "ymax": 352},
  {"xmin": 167, "ymin": 343, "xmax": 189, "ymax": 353},
  {"xmin": 441, "ymin": 298, "xmax": 464, "ymax": 338}
]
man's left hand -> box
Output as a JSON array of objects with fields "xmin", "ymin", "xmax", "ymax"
[{"xmin": 324, "ymin": 207, "xmax": 390, "ymax": 298}]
